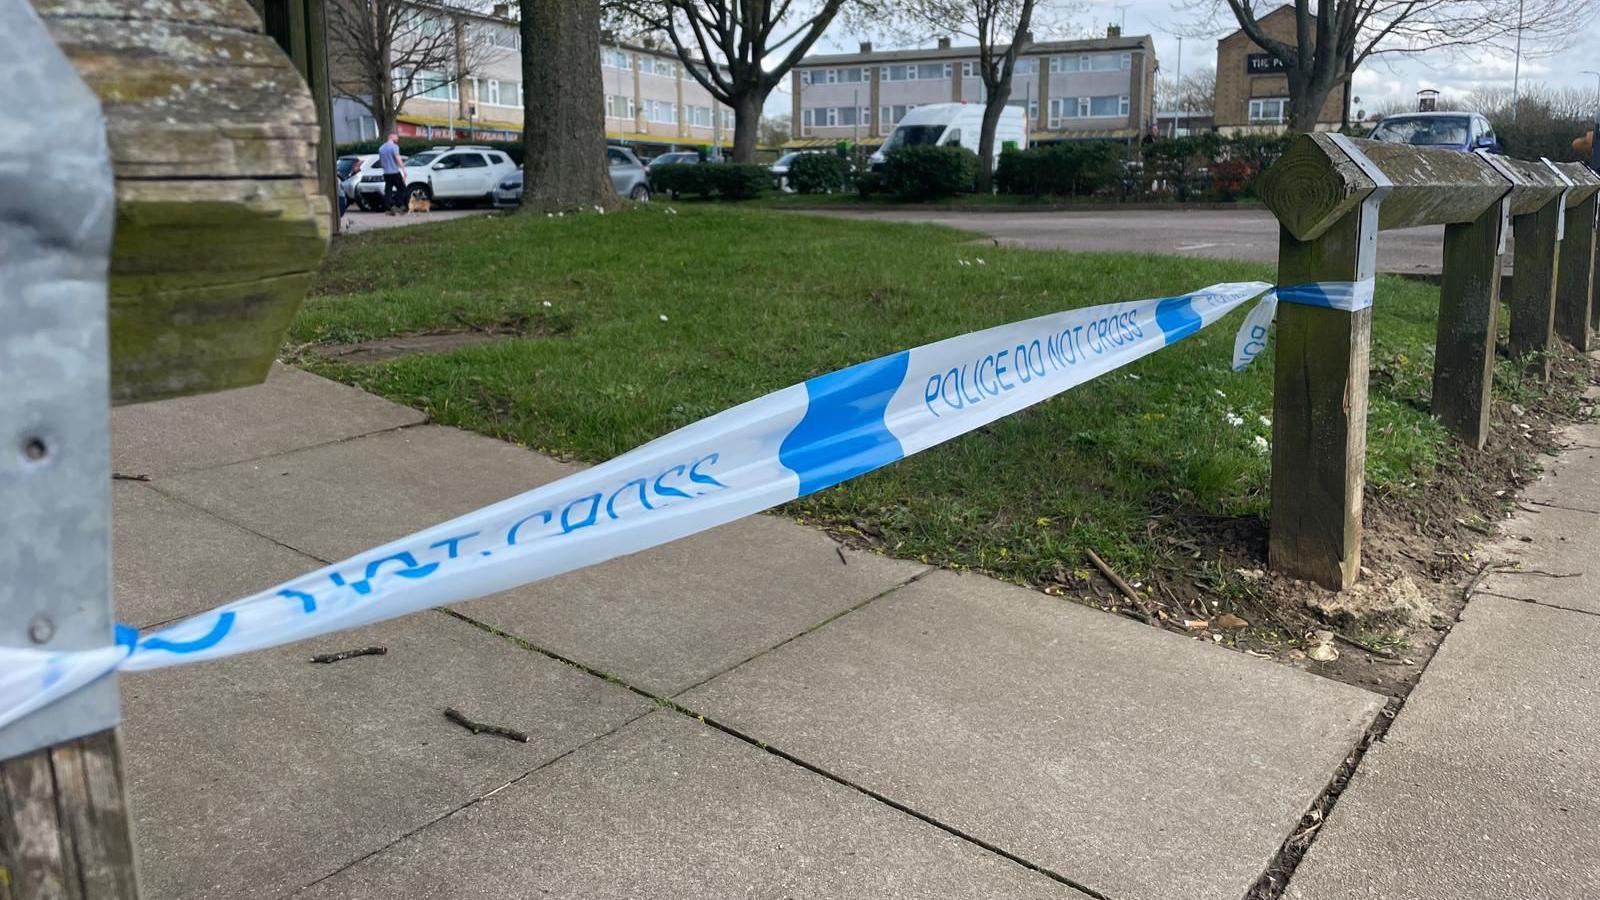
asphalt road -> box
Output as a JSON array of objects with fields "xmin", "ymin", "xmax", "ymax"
[{"xmin": 805, "ymin": 207, "xmax": 1449, "ymax": 276}]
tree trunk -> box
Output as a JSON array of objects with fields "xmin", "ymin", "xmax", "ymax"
[
  {"xmin": 1288, "ymin": 72, "xmax": 1337, "ymax": 134},
  {"xmin": 976, "ymin": 80, "xmax": 1011, "ymax": 194},
  {"xmin": 518, "ymin": 0, "xmax": 619, "ymax": 211},
  {"xmin": 731, "ymin": 91, "xmax": 764, "ymax": 163}
]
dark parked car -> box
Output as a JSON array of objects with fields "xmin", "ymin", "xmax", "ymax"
[
  {"xmin": 1368, "ymin": 112, "xmax": 1500, "ymax": 154},
  {"xmin": 646, "ymin": 151, "xmax": 705, "ymax": 170}
]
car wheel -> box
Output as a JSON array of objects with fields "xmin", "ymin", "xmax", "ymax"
[
  {"xmin": 356, "ymin": 194, "xmax": 377, "ymax": 212},
  {"xmin": 630, "ymin": 183, "xmax": 650, "ymax": 202}
]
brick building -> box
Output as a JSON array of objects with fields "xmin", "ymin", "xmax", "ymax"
[
  {"xmin": 789, "ymin": 27, "xmax": 1158, "ymax": 148},
  {"xmin": 1213, "ymin": 6, "xmax": 1347, "ymax": 134}
]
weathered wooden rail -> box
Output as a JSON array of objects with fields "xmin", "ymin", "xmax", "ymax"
[{"xmin": 1257, "ymin": 135, "xmax": 1600, "ymax": 590}]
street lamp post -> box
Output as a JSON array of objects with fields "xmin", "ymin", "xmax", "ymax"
[
  {"xmin": 1174, "ymin": 36, "xmax": 1183, "ymax": 137},
  {"xmin": 1512, "ymin": 0, "xmax": 1525, "ymax": 120}
]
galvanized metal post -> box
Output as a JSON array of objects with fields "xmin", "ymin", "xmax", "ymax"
[{"xmin": 0, "ymin": 1, "xmax": 136, "ymax": 895}]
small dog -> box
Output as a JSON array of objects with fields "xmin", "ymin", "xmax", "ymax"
[{"xmin": 408, "ymin": 194, "xmax": 432, "ymax": 214}]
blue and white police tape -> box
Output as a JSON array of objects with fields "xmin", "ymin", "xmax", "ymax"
[{"xmin": 0, "ymin": 280, "xmax": 1276, "ymax": 732}]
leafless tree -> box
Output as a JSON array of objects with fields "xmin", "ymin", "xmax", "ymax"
[
  {"xmin": 608, "ymin": 0, "xmax": 852, "ymax": 162},
  {"xmin": 1156, "ymin": 66, "xmax": 1216, "ymax": 114},
  {"xmin": 1188, "ymin": 0, "xmax": 1597, "ymax": 133},
  {"xmin": 890, "ymin": 0, "xmax": 1070, "ymax": 192},
  {"xmin": 328, "ymin": 0, "xmax": 504, "ymax": 137},
  {"xmin": 519, "ymin": 0, "xmax": 622, "ymax": 210}
]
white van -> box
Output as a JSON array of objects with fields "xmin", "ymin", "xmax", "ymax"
[{"xmin": 870, "ymin": 103, "xmax": 1029, "ymax": 171}]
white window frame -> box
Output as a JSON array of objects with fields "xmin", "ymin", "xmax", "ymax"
[
  {"xmin": 800, "ymin": 70, "xmax": 812, "ymax": 86},
  {"xmin": 1048, "ymin": 56, "xmax": 1064, "ymax": 74},
  {"xmin": 1248, "ymin": 97, "xmax": 1288, "ymax": 123},
  {"xmin": 825, "ymin": 107, "xmax": 838, "ymax": 126},
  {"xmin": 1028, "ymin": 97, "xmax": 1039, "ymax": 120},
  {"xmin": 1078, "ymin": 97, "xmax": 1090, "ymax": 117},
  {"xmin": 962, "ymin": 61, "xmax": 975, "ymax": 77},
  {"xmin": 1119, "ymin": 94, "xmax": 1130, "ymax": 116},
  {"xmin": 486, "ymin": 79, "xmax": 500, "ymax": 106},
  {"xmin": 826, "ymin": 68, "xmax": 838, "ymax": 84},
  {"xmin": 1120, "ymin": 52, "xmax": 1132, "ymax": 70}
]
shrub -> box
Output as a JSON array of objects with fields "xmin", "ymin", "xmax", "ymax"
[
  {"xmin": 648, "ymin": 163, "xmax": 768, "ymax": 200},
  {"xmin": 708, "ymin": 164, "xmax": 770, "ymax": 200},
  {"xmin": 1209, "ymin": 158, "xmax": 1256, "ymax": 200},
  {"xmin": 856, "ymin": 170, "xmax": 885, "ymax": 198},
  {"xmin": 995, "ymin": 142, "xmax": 1123, "ymax": 197},
  {"xmin": 788, "ymin": 153, "xmax": 853, "ymax": 194},
  {"xmin": 882, "ymin": 145, "xmax": 979, "ymax": 201}
]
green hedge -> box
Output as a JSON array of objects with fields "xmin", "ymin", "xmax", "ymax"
[
  {"xmin": 337, "ymin": 137, "xmax": 524, "ymax": 160},
  {"xmin": 788, "ymin": 153, "xmax": 853, "ymax": 194},
  {"xmin": 882, "ymin": 145, "xmax": 979, "ymax": 201},
  {"xmin": 995, "ymin": 142, "xmax": 1123, "ymax": 197},
  {"xmin": 648, "ymin": 164, "xmax": 770, "ymax": 201}
]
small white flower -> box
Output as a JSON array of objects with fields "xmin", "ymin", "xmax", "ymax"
[
  {"xmin": 542, "ymin": 301, "xmax": 552, "ymax": 308},
  {"xmin": 546, "ymin": 213, "xmax": 553, "ymax": 218},
  {"xmin": 976, "ymin": 257, "xmax": 987, "ymax": 265},
  {"xmin": 1253, "ymin": 435, "xmax": 1269, "ymax": 453},
  {"xmin": 1214, "ymin": 389, "xmax": 1227, "ymax": 398},
  {"xmin": 1224, "ymin": 412, "xmax": 1244, "ymax": 427},
  {"xmin": 1127, "ymin": 373, "xmax": 1141, "ymax": 381},
  {"xmin": 1258, "ymin": 415, "xmax": 1271, "ymax": 428},
  {"xmin": 659, "ymin": 314, "xmax": 669, "ymax": 322}
]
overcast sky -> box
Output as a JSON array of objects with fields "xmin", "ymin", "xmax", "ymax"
[{"xmin": 766, "ymin": 0, "xmax": 1600, "ymax": 119}]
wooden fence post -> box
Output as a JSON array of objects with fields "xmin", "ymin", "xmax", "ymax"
[
  {"xmin": 1493, "ymin": 155, "xmax": 1573, "ymax": 380},
  {"xmin": 1553, "ymin": 162, "xmax": 1600, "ymax": 353},
  {"xmin": 1256, "ymin": 134, "xmax": 1513, "ymax": 589},
  {"xmin": 1, "ymin": 2, "xmax": 328, "ymax": 896},
  {"xmin": 1432, "ymin": 198, "xmax": 1508, "ymax": 449}
]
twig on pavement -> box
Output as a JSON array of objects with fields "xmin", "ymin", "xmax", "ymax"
[
  {"xmin": 309, "ymin": 646, "xmax": 387, "ymax": 664},
  {"xmin": 444, "ymin": 707, "xmax": 530, "ymax": 743}
]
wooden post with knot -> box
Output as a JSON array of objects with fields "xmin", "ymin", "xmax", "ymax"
[{"xmin": 0, "ymin": 2, "xmax": 328, "ymax": 897}]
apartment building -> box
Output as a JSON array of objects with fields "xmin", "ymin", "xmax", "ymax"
[
  {"xmin": 1213, "ymin": 6, "xmax": 1347, "ymax": 134},
  {"xmin": 334, "ymin": 2, "xmax": 735, "ymax": 154},
  {"xmin": 789, "ymin": 27, "xmax": 1158, "ymax": 148}
]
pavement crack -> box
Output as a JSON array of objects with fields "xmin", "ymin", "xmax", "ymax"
[
  {"xmin": 1473, "ymin": 590, "xmax": 1600, "ymax": 620},
  {"xmin": 280, "ymin": 704, "xmax": 657, "ymax": 899},
  {"xmin": 1523, "ymin": 498, "xmax": 1600, "ymax": 516},
  {"xmin": 441, "ymin": 597, "xmax": 1111, "ymax": 900}
]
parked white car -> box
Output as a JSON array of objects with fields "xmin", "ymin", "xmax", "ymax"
[
  {"xmin": 870, "ymin": 103, "xmax": 1029, "ymax": 171},
  {"xmin": 355, "ymin": 145, "xmax": 518, "ymax": 208}
]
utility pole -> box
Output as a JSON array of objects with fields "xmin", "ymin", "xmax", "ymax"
[
  {"xmin": 1585, "ymin": 70, "xmax": 1600, "ymax": 171},
  {"xmin": 1512, "ymin": 0, "xmax": 1525, "ymax": 121},
  {"xmin": 1174, "ymin": 36, "xmax": 1183, "ymax": 137}
]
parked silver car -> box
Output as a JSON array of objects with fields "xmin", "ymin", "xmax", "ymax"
[{"xmin": 493, "ymin": 146, "xmax": 651, "ymax": 207}]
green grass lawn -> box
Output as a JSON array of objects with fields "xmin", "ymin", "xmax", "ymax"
[{"xmin": 295, "ymin": 206, "xmax": 1450, "ymax": 589}]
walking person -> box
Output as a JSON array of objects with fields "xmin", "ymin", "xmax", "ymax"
[{"xmin": 378, "ymin": 133, "xmax": 407, "ymax": 215}]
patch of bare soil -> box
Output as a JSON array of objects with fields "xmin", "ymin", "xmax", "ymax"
[
  {"xmin": 303, "ymin": 331, "xmax": 509, "ymax": 363},
  {"xmin": 296, "ymin": 311, "xmax": 563, "ymax": 364}
]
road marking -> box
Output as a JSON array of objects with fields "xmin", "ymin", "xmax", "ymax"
[{"xmin": 1175, "ymin": 242, "xmax": 1220, "ymax": 251}]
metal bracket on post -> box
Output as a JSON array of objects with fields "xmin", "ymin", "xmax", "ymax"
[
  {"xmin": 0, "ymin": 0, "xmax": 120, "ymax": 761},
  {"xmin": 1327, "ymin": 133, "xmax": 1394, "ymax": 280},
  {"xmin": 1542, "ymin": 157, "xmax": 1575, "ymax": 241},
  {"xmin": 1476, "ymin": 149, "xmax": 1518, "ymax": 256}
]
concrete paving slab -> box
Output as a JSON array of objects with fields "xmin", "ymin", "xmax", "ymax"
[
  {"xmin": 112, "ymin": 480, "xmax": 319, "ymax": 627},
  {"xmin": 298, "ymin": 711, "xmax": 1083, "ymax": 900},
  {"xmin": 1481, "ymin": 502, "xmax": 1600, "ymax": 614},
  {"xmin": 124, "ymin": 610, "xmax": 651, "ymax": 900},
  {"xmin": 157, "ymin": 424, "xmax": 931, "ymax": 695},
  {"xmin": 1520, "ymin": 436, "xmax": 1600, "ymax": 510},
  {"xmin": 1286, "ymin": 595, "xmax": 1600, "ymax": 900},
  {"xmin": 680, "ymin": 570, "xmax": 1386, "ymax": 900},
  {"xmin": 111, "ymin": 364, "xmax": 426, "ymax": 476}
]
